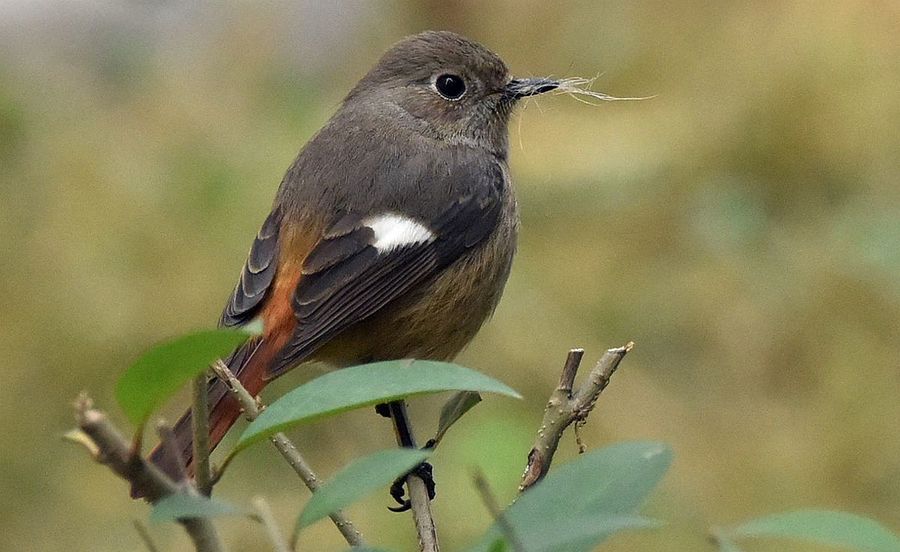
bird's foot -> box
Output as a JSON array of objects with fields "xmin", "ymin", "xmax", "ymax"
[
  {"xmin": 375, "ymin": 402, "xmax": 392, "ymax": 418},
  {"xmin": 388, "ymin": 461, "xmax": 436, "ymax": 513}
]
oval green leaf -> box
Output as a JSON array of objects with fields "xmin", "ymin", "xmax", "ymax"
[
  {"xmin": 469, "ymin": 441, "xmax": 672, "ymax": 552},
  {"xmin": 729, "ymin": 510, "xmax": 900, "ymax": 552},
  {"xmin": 150, "ymin": 493, "xmax": 246, "ymax": 523},
  {"xmin": 116, "ymin": 329, "xmax": 254, "ymax": 424},
  {"xmin": 237, "ymin": 360, "xmax": 520, "ymax": 450},
  {"xmin": 298, "ymin": 448, "xmax": 430, "ymax": 530},
  {"xmin": 490, "ymin": 514, "xmax": 660, "ymax": 552}
]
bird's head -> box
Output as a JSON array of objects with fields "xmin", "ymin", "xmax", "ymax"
[{"xmin": 345, "ymin": 31, "xmax": 559, "ymax": 156}]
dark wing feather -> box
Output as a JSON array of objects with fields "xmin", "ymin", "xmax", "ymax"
[
  {"xmin": 220, "ymin": 207, "xmax": 282, "ymax": 327},
  {"xmin": 267, "ymin": 190, "xmax": 501, "ymax": 377},
  {"xmin": 433, "ymin": 192, "xmax": 503, "ymax": 260}
]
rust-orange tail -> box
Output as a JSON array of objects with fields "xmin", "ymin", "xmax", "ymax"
[{"xmin": 133, "ymin": 337, "xmax": 275, "ymax": 497}]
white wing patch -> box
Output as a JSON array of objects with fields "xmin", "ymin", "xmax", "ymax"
[{"xmin": 363, "ymin": 214, "xmax": 435, "ymax": 253}]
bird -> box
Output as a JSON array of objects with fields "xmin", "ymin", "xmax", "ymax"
[{"xmin": 144, "ymin": 30, "xmax": 560, "ymax": 491}]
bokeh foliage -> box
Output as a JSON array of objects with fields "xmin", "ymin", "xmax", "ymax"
[{"xmin": 0, "ymin": 1, "xmax": 898, "ymax": 550}]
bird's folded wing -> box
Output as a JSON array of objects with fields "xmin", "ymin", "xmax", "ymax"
[
  {"xmin": 268, "ymin": 191, "xmax": 502, "ymax": 377},
  {"xmin": 220, "ymin": 207, "xmax": 282, "ymax": 327}
]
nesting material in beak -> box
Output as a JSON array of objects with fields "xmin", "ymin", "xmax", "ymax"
[
  {"xmin": 506, "ymin": 76, "xmax": 653, "ymax": 104},
  {"xmin": 553, "ymin": 77, "xmax": 656, "ymax": 104}
]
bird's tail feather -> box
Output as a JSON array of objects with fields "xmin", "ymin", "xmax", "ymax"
[{"xmin": 132, "ymin": 337, "xmax": 268, "ymax": 497}]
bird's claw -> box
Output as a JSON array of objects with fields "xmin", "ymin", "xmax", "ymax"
[{"xmin": 388, "ymin": 461, "xmax": 435, "ymax": 513}]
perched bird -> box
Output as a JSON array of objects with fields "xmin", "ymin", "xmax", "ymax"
[{"xmin": 146, "ymin": 30, "xmax": 560, "ymax": 488}]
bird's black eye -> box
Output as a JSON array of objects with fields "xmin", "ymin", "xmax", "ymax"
[{"xmin": 434, "ymin": 74, "xmax": 466, "ymax": 100}]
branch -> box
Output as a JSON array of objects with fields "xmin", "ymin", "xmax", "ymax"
[
  {"xmin": 473, "ymin": 471, "xmax": 524, "ymax": 552},
  {"xmin": 252, "ymin": 497, "xmax": 291, "ymax": 552},
  {"xmin": 69, "ymin": 394, "xmax": 225, "ymax": 552},
  {"xmin": 387, "ymin": 400, "xmax": 440, "ymax": 552},
  {"xmin": 210, "ymin": 361, "xmax": 365, "ymax": 548},
  {"xmin": 519, "ymin": 343, "xmax": 633, "ymax": 492},
  {"xmin": 132, "ymin": 520, "xmax": 161, "ymax": 552}
]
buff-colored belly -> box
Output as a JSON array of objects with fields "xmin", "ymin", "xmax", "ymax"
[{"xmin": 316, "ymin": 198, "xmax": 518, "ymax": 366}]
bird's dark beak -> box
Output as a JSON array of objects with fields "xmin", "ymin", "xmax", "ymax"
[{"xmin": 504, "ymin": 77, "xmax": 559, "ymax": 99}]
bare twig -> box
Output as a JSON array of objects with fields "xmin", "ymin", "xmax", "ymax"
[
  {"xmin": 557, "ymin": 348, "xmax": 584, "ymax": 394},
  {"xmin": 132, "ymin": 519, "xmax": 161, "ymax": 552},
  {"xmin": 210, "ymin": 361, "xmax": 365, "ymax": 547},
  {"xmin": 70, "ymin": 394, "xmax": 226, "ymax": 552},
  {"xmin": 63, "ymin": 428, "xmax": 99, "ymax": 457},
  {"xmin": 252, "ymin": 497, "xmax": 291, "ymax": 552},
  {"xmin": 519, "ymin": 343, "xmax": 633, "ymax": 492},
  {"xmin": 473, "ymin": 471, "xmax": 525, "ymax": 552},
  {"xmin": 570, "ymin": 343, "xmax": 633, "ymax": 419},
  {"xmin": 73, "ymin": 394, "xmax": 176, "ymax": 500},
  {"xmin": 387, "ymin": 400, "xmax": 440, "ymax": 552},
  {"xmin": 156, "ymin": 423, "xmax": 189, "ymax": 484},
  {"xmin": 192, "ymin": 372, "xmax": 213, "ymax": 495},
  {"xmin": 181, "ymin": 517, "xmax": 226, "ymax": 552}
]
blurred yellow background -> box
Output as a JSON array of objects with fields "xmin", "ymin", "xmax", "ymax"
[{"xmin": 1, "ymin": 1, "xmax": 898, "ymax": 550}]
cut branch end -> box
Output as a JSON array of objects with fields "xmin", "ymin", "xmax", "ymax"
[{"xmin": 519, "ymin": 343, "xmax": 632, "ymax": 492}]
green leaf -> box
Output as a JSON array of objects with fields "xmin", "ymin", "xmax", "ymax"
[
  {"xmin": 433, "ymin": 391, "xmax": 482, "ymax": 445},
  {"xmin": 728, "ymin": 510, "xmax": 900, "ymax": 552},
  {"xmin": 513, "ymin": 514, "xmax": 660, "ymax": 551},
  {"xmin": 150, "ymin": 493, "xmax": 246, "ymax": 523},
  {"xmin": 469, "ymin": 441, "xmax": 672, "ymax": 552},
  {"xmin": 237, "ymin": 360, "xmax": 520, "ymax": 450},
  {"xmin": 116, "ymin": 328, "xmax": 255, "ymax": 424},
  {"xmin": 298, "ymin": 448, "xmax": 431, "ymax": 529}
]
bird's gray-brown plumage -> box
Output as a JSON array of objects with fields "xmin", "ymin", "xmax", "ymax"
[{"xmin": 143, "ymin": 31, "xmax": 560, "ymax": 487}]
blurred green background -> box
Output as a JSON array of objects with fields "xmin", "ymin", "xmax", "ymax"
[{"xmin": 1, "ymin": 1, "xmax": 898, "ymax": 550}]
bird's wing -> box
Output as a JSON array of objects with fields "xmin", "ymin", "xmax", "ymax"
[
  {"xmin": 267, "ymin": 189, "xmax": 502, "ymax": 377},
  {"xmin": 220, "ymin": 207, "xmax": 282, "ymax": 327}
]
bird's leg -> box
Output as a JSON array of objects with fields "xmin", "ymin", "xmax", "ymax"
[
  {"xmin": 384, "ymin": 400, "xmax": 436, "ymax": 512},
  {"xmin": 388, "ymin": 400, "xmax": 416, "ymax": 448}
]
